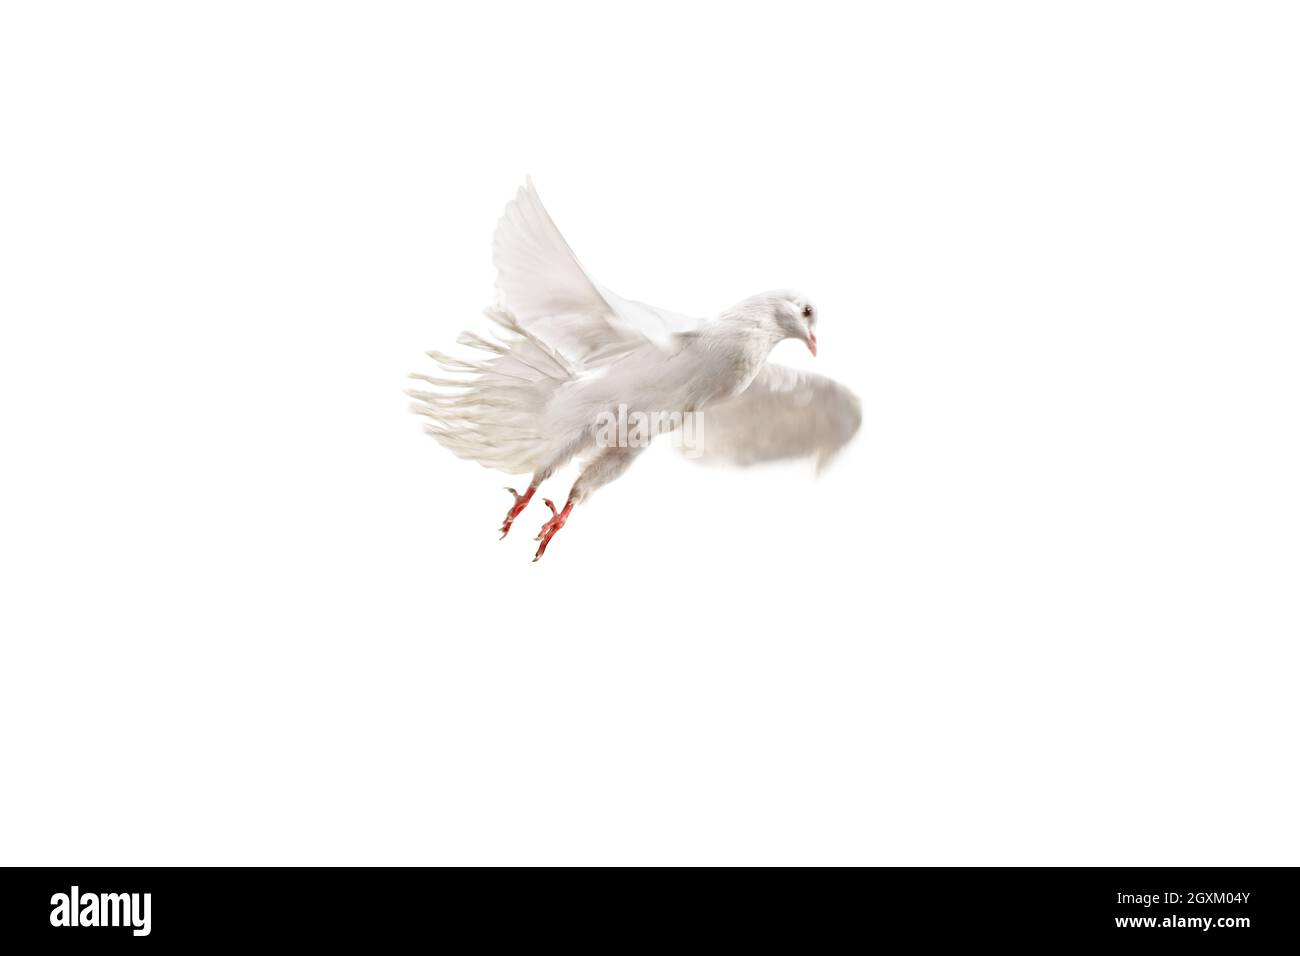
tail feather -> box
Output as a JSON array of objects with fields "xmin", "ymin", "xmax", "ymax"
[{"xmin": 410, "ymin": 308, "xmax": 575, "ymax": 475}]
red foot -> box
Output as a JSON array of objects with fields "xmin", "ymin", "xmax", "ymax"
[
  {"xmin": 533, "ymin": 497, "xmax": 574, "ymax": 562},
  {"xmin": 499, "ymin": 486, "xmax": 535, "ymax": 539}
]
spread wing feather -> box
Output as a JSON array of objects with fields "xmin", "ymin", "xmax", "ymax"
[{"xmin": 491, "ymin": 179, "xmax": 700, "ymax": 365}]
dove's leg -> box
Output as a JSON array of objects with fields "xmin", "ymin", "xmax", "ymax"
[
  {"xmin": 531, "ymin": 497, "xmax": 574, "ymax": 562},
  {"xmin": 533, "ymin": 445, "xmax": 642, "ymax": 562},
  {"xmin": 498, "ymin": 482, "xmax": 538, "ymax": 539}
]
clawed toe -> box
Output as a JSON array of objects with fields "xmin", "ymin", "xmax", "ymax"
[
  {"xmin": 499, "ymin": 485, "xmax": 535, "ymax": 539},
  {"xmin": 534, "ymin": 499, "xmax": 558, "ymax": 538},
  {"xmin": 533, "ymin": 497, "xmax": 574, "ymax": 562}
]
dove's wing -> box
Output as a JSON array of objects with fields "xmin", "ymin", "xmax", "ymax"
[
  {"xmin": 687, "ymin": 364, "xmax": 862, "ymax": 471},
  {"xmin": 492, "ymin": 179, "xmax": 700, "ymax": 365}
]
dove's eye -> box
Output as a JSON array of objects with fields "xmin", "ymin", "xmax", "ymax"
[{"xmin": 801, "ymin": 306, "xmax": 813, "ymax": 320}]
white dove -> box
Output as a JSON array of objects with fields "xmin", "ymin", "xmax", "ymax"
[{"xmin": 410, "ymin": 180, "xmax": 861, "ymax": 560}]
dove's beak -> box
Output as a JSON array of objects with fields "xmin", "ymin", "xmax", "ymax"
[{"xmin": 807, "ymin": 333, "xmax": 818, "ymax": 357}]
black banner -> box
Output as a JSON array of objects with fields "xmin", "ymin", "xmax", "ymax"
[{"xmin": 1, "ymin": 867, "xmax": 1294, "ymax": 946}]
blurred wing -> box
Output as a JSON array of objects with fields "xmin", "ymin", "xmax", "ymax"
[
  {"xmin": 687, "ymin": 364, "xmax": 862, "ymax": 471},
  {"xmin": 492, "ymin": 179, "xmax": 700, "ymax": 365}
]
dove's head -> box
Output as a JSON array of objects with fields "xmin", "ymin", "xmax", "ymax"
[
  {"xmin": 728, "ymin": 290, "xmax": 818, "ymax": 355},
  {"xmin": 766, "ymin": 291, "xmax": 818, "ymax": 357}
]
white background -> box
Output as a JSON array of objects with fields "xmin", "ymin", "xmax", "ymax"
[{"xmin": 2, "ymin": 2, "xmax": 1297, "ymax": 865}]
